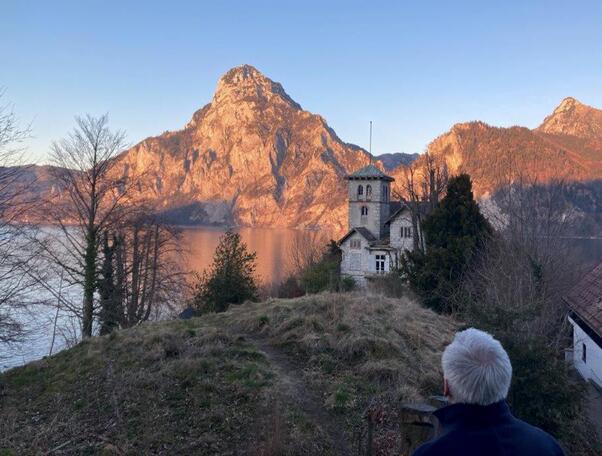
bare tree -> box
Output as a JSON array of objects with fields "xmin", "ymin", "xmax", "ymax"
[
  {"xmin": 421, "ymin": 151, "xmax": 448, "ymax": 212},
  {"xmin": 0, "ymin": 90, "xmax": 43, "ymax": 347},
  {"xmin": 105, "ymin": 213, "xmax": 187, "ymax": 330},
  {"xmin": 46, "ymin": 114, "xmax": 132, "ymax": 338},
  {"xmin": 286, "ymin": 230, "xmax": 329, "ymax": 276},
  {"xmin": 395, "ymin": 151, "xmax": 448, "ymax": 252},
  {"xmin": 460, "ymin": 174, "xmax": 582, "ymax": 346}
]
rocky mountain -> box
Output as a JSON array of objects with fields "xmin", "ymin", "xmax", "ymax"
[
  {"xmin": 13, "ymin": 66, "xmax": 602, "ymax": 234},
  {"xmin": 390, "ymin": 97, "xmax": 602, "ymax": 197},
  {"xmin": 377, "ymin": 152, "xmax": 419, "ymax": 170},
  {"xmin": 115, "ymin": 65, "xmax": 372, "ymax": 233},
  {"xmin": 537, "ymin": 96, "xmax": 602, "ymax": 138}
]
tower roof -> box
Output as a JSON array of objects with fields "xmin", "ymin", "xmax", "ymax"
[{"xmin": 346, "ymin": 164, "xmax": 394, "ymax": 181}]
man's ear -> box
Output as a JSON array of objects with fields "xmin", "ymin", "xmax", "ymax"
[{"xmin": 443, "ymin": 378, "xmax": 450, "ymax": 398}]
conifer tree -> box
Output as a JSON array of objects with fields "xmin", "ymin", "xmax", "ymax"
[
  {"xmin": 193, "ymin": 230, "xmax": 258, "ymax": 313},
  {"xmin": 402, "ymin": 174, "xmax": 492, "ymax": 312},
  {"xmin": 98, "ymin": 233, "xmax": 119, "ymax": 335}
]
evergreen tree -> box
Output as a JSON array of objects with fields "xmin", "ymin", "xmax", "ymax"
[
  {"xmin": 98, "ymin": 233, "xmax": 120, "ymax": 335},
  {"xmin": 193, "ymin": 230, "xmax": 258, "ymax": 313},
  {"xmin": 402, "ymin": 174, "xmax": 492, "ymax": 312}
]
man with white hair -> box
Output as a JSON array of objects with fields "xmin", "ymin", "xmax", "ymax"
[{"xmin": 413, "ymin": 328, "xmax": 564, "ymax": 455}]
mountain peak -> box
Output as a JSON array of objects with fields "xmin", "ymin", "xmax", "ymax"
[
  {"xmin": 213, "ymin": 64, "xmax": 301, "ymax": 110},
  {"xmin": 218, "ymin": 64, "xmax": 265, "ymax": 85},
  {"xmin": 552, "ymin": 96, "xmax": 582, "ymax": 114},
  {"xmin": 537, "ymin": 96, "xmax": 602, "ymax": 138}
]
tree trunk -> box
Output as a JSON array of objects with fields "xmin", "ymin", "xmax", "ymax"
[{"xmin": 82, "ymin": 228, "xmax": 97, "ymax": 338}]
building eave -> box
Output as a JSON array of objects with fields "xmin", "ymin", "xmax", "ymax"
[{"xmin": 569, "ymin": 311, "xmax": 602, "ymax": 348}]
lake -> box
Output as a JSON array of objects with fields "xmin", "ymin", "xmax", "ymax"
[
  {"xmin": 181, "ymin": 226, "xmax": 327, "ymax": 285},
  {"xmin": 0, "ymin": 226, "xmax": 326, "ymax": 371},
  {"xmin": 1, "ymin": 227, "xmax": 601, "ymax": 372}
]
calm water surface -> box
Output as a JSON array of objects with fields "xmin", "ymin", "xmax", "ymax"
[
  {"xmin": 1, "ymin": 228, "xmax": 600, "ymax": 371},
  {"xmin": 181, "ymin": 226, "xmax": 317, "ymax": 284},
  {"xmin": 0, "ymin": 227, "xmax": 318, "ymax": 370}
]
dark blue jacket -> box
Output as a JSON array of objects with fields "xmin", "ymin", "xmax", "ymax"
[{"xmin": 412, "ymin": 401, "xmax": 565, "ymax": 456}]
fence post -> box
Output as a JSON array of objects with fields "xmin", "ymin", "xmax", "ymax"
[
  {"xmin": 366, "ymin": 411, "xmax": 373, "ymax": 456},
  {"xmin": 398, "ymin": 403, "xmax": 437, "ymax": 455}
]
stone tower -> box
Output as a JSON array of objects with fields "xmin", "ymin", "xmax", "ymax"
[{"xmin": 346, "ymin": 164, "xmax": 394, "ymax": 239}]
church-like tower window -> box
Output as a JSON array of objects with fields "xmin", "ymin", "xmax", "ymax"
[
  {"xmin": 366, "ymin": 185, "xmax": 372, "ymax": 200},
  {"xmin": 382, "ymin": 185, "xmax": 388, "ymax": 202},
  {"xmin": 361, "ymin": 206, "xmax": 368, "ymax": 216},
  {"xmin": 357, "ymin": 185, "xmax": 364, "ymax": 199}
]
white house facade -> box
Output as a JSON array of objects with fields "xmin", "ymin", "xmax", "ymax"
[
  {"xmin": 564, "ymin": 262, "xmax": 602, "ymax": 389},
  {"xmin": 338, "ymin": 164, "xmax": 426, "ymax": 286}
]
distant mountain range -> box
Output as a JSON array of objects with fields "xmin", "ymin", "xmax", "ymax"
[
  {"xmin": 14, "ymin": 65, "xmax": 602, "ymax": 234},
  {"xmin": 378, "ymin": 153, "xmax": 420, "ymax": 170}
]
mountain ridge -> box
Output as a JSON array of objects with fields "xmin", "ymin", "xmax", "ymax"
[{"xmin": 16, "ymin": 65, "xmax": 602, "ymax": 233}]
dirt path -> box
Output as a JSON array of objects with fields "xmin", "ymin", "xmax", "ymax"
[{"xmin": 247, "ymin": 335, "xmax": 353, "ymax": 456}]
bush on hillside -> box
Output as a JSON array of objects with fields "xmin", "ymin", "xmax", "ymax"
[
  {"xmin": 277, "ymin": 275, "xmax": 305, "ymax": 299},
  {"xmin": 192, "ymin": 230, "xmax": 259, "ymax": 313},
  {"xmin": 281, "ymin": 238, "xmax": 356, "ymax": 295},
  {"xmin": 455, "ymin": 233, "xmax": 598, "ymax": 456},
  {"xmin": 367, "ymin": 271, "xmax": 408, "ymax": 298}
]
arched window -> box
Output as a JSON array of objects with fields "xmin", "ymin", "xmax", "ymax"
[
  {"xmin": 361, "ymin": 206, "xmax": 368, "ymax": 216},
  {"xmin": 382, "ymin": 185, "xmax": 388, "ymax": 202},
  {"xmin": 357, "ymin": 185, "xmax": 364, "ymax": 199},
  {"xmin": 366, "ymin": 184, "xmax": 372, "ymax": 200}
]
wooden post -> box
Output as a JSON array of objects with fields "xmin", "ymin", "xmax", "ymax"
[
  {"xmin": 398, "ymin": 403, "xmax": 437, "ymax": 455},
  {"xmin": 366, "ymin": 412, "xmax": 374, "ymax": 456}
]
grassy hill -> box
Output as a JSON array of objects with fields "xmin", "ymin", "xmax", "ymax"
[{"xmin": 0, "ymin": 293, "xmax": 458, "ymax": 455}]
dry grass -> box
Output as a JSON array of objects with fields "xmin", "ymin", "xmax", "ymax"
[
  {"xmin": 213, "ymin": 292, "xmax": 459, "ymax": 450},
  {"xmin": 0, "ymin": 292, "xmax": 458, "ymax": 455}
]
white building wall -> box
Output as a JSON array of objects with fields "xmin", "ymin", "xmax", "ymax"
[
  {"xmin": 389, "ymin": 212, "xmax": 416, "ymax": 251},
  {"xmin": 340, "ymin": 232, "xmax": 391, "ymax": 286},
  {"xmin": 340, "ymin": 232, "xmax": 370, "ymax": 286},
  {"xmin": 569, "ymin": 316, "xmax": 602, "ymax": 388}
]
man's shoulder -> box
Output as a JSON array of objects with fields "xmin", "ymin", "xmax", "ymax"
[
  {"xmin": 411, "ymin": 431, "xmax": 464, "ymax": 456},
  {"xmin": 512, "ymin": 418, "xmax": 565, "ymax": 454},
  {"xmin": 411, "ymin": 420, "xmax": 565, "ymax": 456}
]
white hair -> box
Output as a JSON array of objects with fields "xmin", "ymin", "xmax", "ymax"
[{"xmin": 442, "ymin": 328, "xmax": 512, "ymax": 406}]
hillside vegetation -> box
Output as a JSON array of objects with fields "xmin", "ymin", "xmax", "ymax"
[{"xmin": 0, "ymin": 293, "xmax": 457, "ymax": 455}]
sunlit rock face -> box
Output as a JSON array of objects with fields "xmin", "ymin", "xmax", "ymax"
[
  {"xmin": 115, "ymin": 65, "xmax": 371, "ymax": 233},
  {"xmin": 389, "ymin": 98, "xmax": 602, "ymax": 197},
  {"xmin": 537, "ymin": 97, "xmax": 602, "ymax": 138},
  {"xmin": 114, "ymin": 65, "xmax": 602, "ymax": 232}
]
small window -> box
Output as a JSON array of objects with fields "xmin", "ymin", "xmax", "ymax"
[
  {"xmin": 361, "ymin": 206, "xmax": 368, "ymax": 216},
  {"xmin": 382, "ymin": 185, "xmax": 388, "ymax": 202},
  {"xmin": 375, "ymin": 254, "xmax": 386, "ymax": 274},
  {"xmin": 582, "ymin": 343, "xmax": 587, "ymax": 363},
  {"xmin": 366, "ymin": 185, "xmax": 372, "ymax": 200},
  {"xmin": 357, "ymin": 185, "xmax": 364, "ymax": 198},
  {"xmin": 402, "ymin": 226, "xmax": 412, "ymax": 238},
  {"xmin": 350, "ymin": 239, "xmax": 361, "ymax": 249}
]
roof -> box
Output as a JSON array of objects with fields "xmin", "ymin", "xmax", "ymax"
[
  {"xmin": 385, "ymin": 201, "xmax": 432, "ymax": 225},
  {"xmin": 346, "ymin": 164, "xmax": 394, "ymax": 182},
  {"xmin": 564, "ymin": 261, "xmax": 602, "ymax": 337},
  {"xmin": 337, "ymin": 226, "xmax": 378, "ymax": 245}
]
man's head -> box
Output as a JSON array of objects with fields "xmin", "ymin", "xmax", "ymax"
[{"xmin": 442, "ymin": 328, "xmax": 512, "ymax": 406}]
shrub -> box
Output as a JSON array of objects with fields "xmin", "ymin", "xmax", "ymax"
[
  {"xmin": 192, "ymin": 230, "xmax": 258, "ymax": 313},
  {"xmin": 340, "ymin": 276, "xmax": 356, "ymax": 292},
  {"xmin": 277, "ymin": 275, "xmax": 304, "ymax": 299},
  {"xmin": 300, "ymin": 259, "xmax": 339, "ymax": 294}
]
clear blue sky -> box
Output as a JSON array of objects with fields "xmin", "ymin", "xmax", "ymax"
[{"xmin": 2, "ymin": 0, "xmax": 602, "ymax": 163}]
